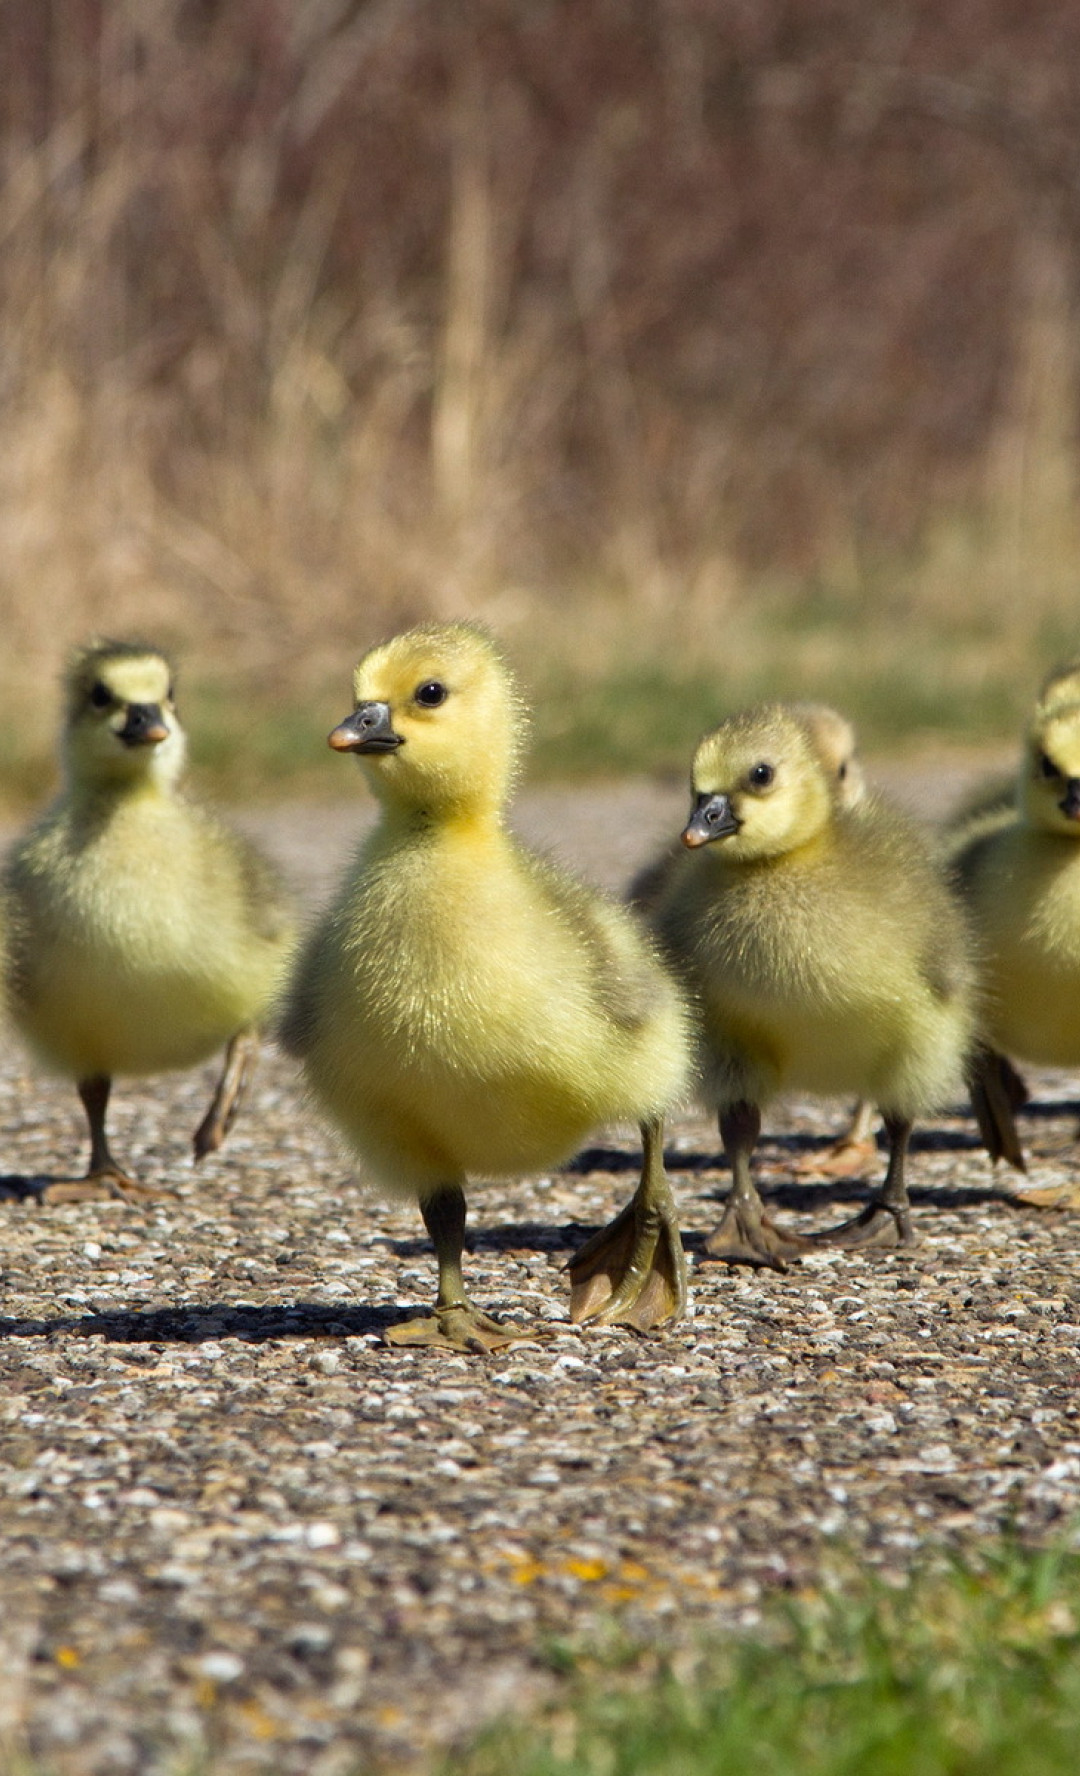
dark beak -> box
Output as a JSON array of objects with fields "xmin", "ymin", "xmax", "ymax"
[
  {"xmin": 118, "ymin": 702, "xmax": 169, "ymax": 747},
  {"xmin": 682, "ymin": 791, "xmax": 740, "ymax": 848},
  {"xmin": 1060, "ymin": 778, "xmax": 1080, "ymax": 820},
  {"xmin": 328, "ymin": 701, "xmax": 403, "ymax": 754}
]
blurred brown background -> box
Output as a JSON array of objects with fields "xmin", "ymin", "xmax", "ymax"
[{"xmin": 1, "ymin": 0, "xmax": 1078, "ymax": 796}]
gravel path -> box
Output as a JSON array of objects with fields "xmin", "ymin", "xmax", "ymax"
[{"xmin": 2, "ymin": 764, "xmax": 1079, "ymax": 1776}]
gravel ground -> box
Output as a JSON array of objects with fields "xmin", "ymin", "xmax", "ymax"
[{"xmin": 2, "ymin": 763, "xmax": 1079, "ymax": 1776}]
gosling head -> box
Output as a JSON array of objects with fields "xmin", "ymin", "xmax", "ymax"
[
  {"xmin": 1021, "ymin": 700, "xmax": 1080, "ymax": 834},
  {"xmin": 63, "ymin": 641, "xmax": 185, "ymax": 793},
  {"xmin": 1038, "ymin": 659, "xmax": 1080, "ymax": 716},
  {"xmin": 328, "ymin": 622, "xmax": 526, "ymax": 817},
  {"xmin": 791, "ymin": 702, "xmax": 865, "ymax": 808},
  {"xmin": 682, "ymin": 704, "xmax": 835, "ymax": 863}
]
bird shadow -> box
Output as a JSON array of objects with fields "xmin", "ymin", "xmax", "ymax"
[
  {"xmin": 1018, "ymin": 1096, "xmax": 1080, "ymax": 1123},
  {"xmin": 756, "ymin": 1178, "xmax": 1023, "ymax": 1214},
  {"xmin": 0, "ymin": 1299, "xmax": 422, "ymax": 1345},
  {"xmin": 569, "ymin": 1124, "xmax": 993, "ymax": 1178}
]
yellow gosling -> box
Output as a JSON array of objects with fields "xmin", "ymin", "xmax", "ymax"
[
  {"xmin": 3, "ymin": 641, "xmax": 295, "ymax": 1201},
  {"xmin": 631, "ymin": 701, "xmax": 878, "ymax": 1172},
  {"xmin": 951, "ymin": 694, "xmax": 1080, "ymax": 1170},
  {"xmin": 279, "ymin": 623, "xmax": 692, "ymax": 1350},
  {"xmin": 650, "ymin": 702, "xmax": 977, "ymax": 1267}
]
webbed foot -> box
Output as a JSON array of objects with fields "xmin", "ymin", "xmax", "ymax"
[
  {"xmin": 702, "ymin": 1194, "xmax": 806, "ymax": 1271},
  {"xmin": 1003, "ymin": 1180, "xmax": 1080, "ymax": 1211},
  {"xmin": 814, "ymin": 1198, "xmax": 915, "ymax": 1249},
  {"xmin": 787, "ymin": 1136, "xmax": 879, "ymax": 1181},
  {"xmin": 968, "ymin": 1046, "xmax": 1028, "ymax": 1172},
  {"xmin": 384, "ymin": 1305, "xmax": 535, "ymax": 1353},
  {"xmin": 569, "ymin": 1121, "xmax": 687, "ymax": 1330},
  {"xmin": 39, "ymin": 1168, "xmax": 164, "ymax": 1206},
  {"xmin": 569, "ymin": 1196, "xmax": 686, "ymax": 1330}
]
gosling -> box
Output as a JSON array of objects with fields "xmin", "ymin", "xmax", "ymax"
[
  {"xmin": 631, "ymin": 701, "xmax": 878, "ymax": 1172},
  {"xmin": 3, "ymin": 641, "xmax": 295, "ymax": 1200},
  {"xmin": 279, "ymin": 623, "xmax": 691, "ymax": 1349},
  {"xmin": 951, "ymin": 691, "xmax": 1080, "ymax": 1168},
  {"xmin": 650, "ymin": 702, "xmax": 977, "ymax": 1267}
]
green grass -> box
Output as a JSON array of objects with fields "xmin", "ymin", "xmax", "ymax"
[
  {"xmin": 182, "ymin": 684, "xmax": 340, "ymax": 802},
  {"xmin": 1, "ymin": 599, "xmax": 1076, "ymax": 815},
  {"xmin": 0, "ymin": 659, "xmax": 1032, "ymax": 817},
  {"xmin": 444, "ymin": 1539, "xmax": 1080, "ymax": 1776},
  {"xmin": 528, "ymin": 651, "xmax": 1027, "ymax": 782}
]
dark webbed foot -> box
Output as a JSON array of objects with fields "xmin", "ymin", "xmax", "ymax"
[
  {"xmin": 968, "ymin": 1045, "xmax": 1028, "ymax": 1172},
  {"xmin": 55, "ymin": 1076, "xmax": 164, "ymax": 1205},
  {"xmin": 813, "ymin": 1198, "xmax": 915, "ymax": 1249},
  {"xmin": 699, "ymin": 1099, "xmax": 805, "ymax": 1271},
  {"xmin": 812, "ymin": 1114, "xmax": 917, "ymax": 1251},
  {"xmin": 569, "ymin": 1119, "xmax": 687, "ymax": 1330}
]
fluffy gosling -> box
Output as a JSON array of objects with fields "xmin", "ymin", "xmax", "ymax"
[
  {"xmin": 3, "ymin": 641, "xmax": 295, "ymax": 1200},
  {"xmin": 279, "ymin": 623, "xmax": 691, "ymax": 1349},
  {"xmin": 650, "ymin": 702, "xmax": 977, "ymax": 1267},
  {"xmin": 631, "ymin": 701, "xmax": 878, "ymax": 1172},
  {"xmin": 951, "ymin": 691, "xmax": 1080, "ymax": 1169}
]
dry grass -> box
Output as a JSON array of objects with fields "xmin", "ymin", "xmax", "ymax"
[{"xmin": 2, "ymin": 3, "xmax": 1080, "ymax": 804}]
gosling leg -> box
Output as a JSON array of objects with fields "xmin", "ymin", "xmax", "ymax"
[
  {"xmin": 568, "ymin": 1117, "xmax": 687, "ymax": 1330},
  {"xmin": 816, "ymin": 1112, "xmax": 916, "ymax": 1248},
  {"xmin": 193, "ymin": 1028, "xmax": 258, "ymax": 1162},
  {"xmin": 968, "ymin": 1044, "xmax": 1027, "ymax": 1172},
  {"xmin": 40, "ymin": 1075, "xmax": 160, "ymax": 1205},
  {"xmin": 385, "ymin": 1184, "xmax": 528, "ymax": 1352},
  {"xmin": 703, "ymin": 1101, "xmax": 805, "ymax": 1270}
]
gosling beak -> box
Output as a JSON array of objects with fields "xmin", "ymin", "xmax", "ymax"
[
  {"xmin": 682, "ymin": 791, "xmax": 740, "ymax": 848},
  {"xmin": 1059, "ymin": 778, "xmax": 1080, "ymax": 820},
  {"xmin": 328, "ymin": 700, "xmax": 403, "ymax": 754},
  {"xmin": 118, "ymin": 703, "xmax": 169, "ymax": 747}
]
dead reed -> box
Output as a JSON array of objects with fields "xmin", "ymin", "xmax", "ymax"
[{"xmin": 2, "ymin": 1, "xmax": 1080, "ymax": 800}]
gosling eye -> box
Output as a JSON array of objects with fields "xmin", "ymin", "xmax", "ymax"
[
  {"xmin": 748, "ymin": 762, "xmax": 775, "ymax": 789},
  {"xmin": 838, "ymin": 761, "xmax": 848, "ymax": 781},
  {"xmin": 89, "ymin": 682, "xmax": 112, "ymax": 711},
  {"xmin": 414, "ymin": 680, "xmax": 448, "ymax": 708},
  {"xmin": 1039, "ymin": 751, "xmax": 1062, "ymax": 780}
]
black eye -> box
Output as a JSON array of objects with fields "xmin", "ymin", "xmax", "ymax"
[
  {"xmin": 89, "ymin": 682, "xmax": 111, "ymax": 710},
  {"xmin": 414, "ymin": 680, "xmax": 447, "ymax": 708},
  {"xmin": 838, "ymin": 761, "xmax": 848, "ymax": 781},
  {"xmin": 1040, "ymin": 751, "xmax": 1061, "ymax": 780},
  {"xmin": 749, "ymin": 762, "xmax": 774, "ymax": 788}
]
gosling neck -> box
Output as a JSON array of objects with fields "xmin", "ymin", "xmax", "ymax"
[
  {"xmin": 378, "ymin": 792, "xmax": 507, "ymax": 845},
  {"xmin": 62, "ymin": 747, "xmax": 186, "ymax": 812}
]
